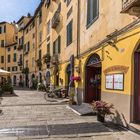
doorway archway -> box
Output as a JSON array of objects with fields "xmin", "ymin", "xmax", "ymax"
[
  {"xmin": 85, "ymin": 53, "xmax": 102, "ymax": 103},
  {"xmin": 134, "ymin": 44, "xmax": 140, "ymax": 123}
]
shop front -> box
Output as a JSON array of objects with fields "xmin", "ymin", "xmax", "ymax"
[{"xmin": 79, "ymin": 26, "xmax": 140, "ymax": 127}]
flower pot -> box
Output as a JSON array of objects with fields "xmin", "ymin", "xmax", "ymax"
[{"xmin": 97, "ymin": 114, "xmax": 104, "ymax": 122}]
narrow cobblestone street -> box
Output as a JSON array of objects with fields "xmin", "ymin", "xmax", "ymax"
[{"xmin": 0, "ymin": 90, "xmax": 139, "ymax": 140}]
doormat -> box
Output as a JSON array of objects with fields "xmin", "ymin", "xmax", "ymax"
[{"xmin": 67, "ymin": 103, "xmax": 96, "ymax": 116}]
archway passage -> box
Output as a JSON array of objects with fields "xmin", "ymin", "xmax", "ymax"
[
  {"xmin": 85, "ymin": 53, "xmax": 102, "ymax": 103},
  {"xmin": 134, "ymin": 44, "xmax": 140, "ymax": 123}
]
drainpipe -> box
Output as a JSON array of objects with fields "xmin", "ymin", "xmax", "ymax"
[{"xmin": 77, "ymin": 0, "xmax": 80, "ymax": 58}]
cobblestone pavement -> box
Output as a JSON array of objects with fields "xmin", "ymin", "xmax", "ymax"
[{"xmin": 0, "ymin": 90, "xmax": 139, "ymax": 140}]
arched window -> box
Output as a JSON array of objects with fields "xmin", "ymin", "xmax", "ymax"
[{"xmin": 87, "ymin": 53, "xmax": 101, "ymax": 66}]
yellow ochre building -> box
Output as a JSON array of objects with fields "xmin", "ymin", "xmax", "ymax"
[{"xmin": 0, "ymin": 0, "xmax": 140, "ymax": 130}]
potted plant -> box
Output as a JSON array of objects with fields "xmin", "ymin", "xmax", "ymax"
[
  {"xmin": 2, "ymin": 83, "xmax": 14, "ymax": 94},
  {"xmin": 92, "ymin": 100, "xmax": 114, "ymax": 122}
]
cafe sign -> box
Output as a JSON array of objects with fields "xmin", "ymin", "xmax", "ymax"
[{"xmin": 104, "ymin": 65, "xmax": 129, "ymax": 74}]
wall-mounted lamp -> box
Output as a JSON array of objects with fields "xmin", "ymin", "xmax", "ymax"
[{"xmin": 107, "ymin": 40, "xmax": 119, "ymax": 51}]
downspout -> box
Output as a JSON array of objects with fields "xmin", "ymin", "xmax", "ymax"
[
  {"xmin": 77, "ymin": 0, "xmax": 80, "ymax": 58},
  {"xmin": 35, "ymin": 18, "xmax": 38, "ymax": 74}
]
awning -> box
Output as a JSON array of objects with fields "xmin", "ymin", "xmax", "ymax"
[{"xmin": 0, "ymin": 69, "xmax": 11, "ymax": 76}]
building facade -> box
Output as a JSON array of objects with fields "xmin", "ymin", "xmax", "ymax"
[{"xmin": 0, "ymin": 0, "xmax": 140, "ymax": 129}]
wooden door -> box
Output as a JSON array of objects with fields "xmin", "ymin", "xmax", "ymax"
[{"xmin": 85, "ymin": 66, "xmax": 101, "ymax": 103}]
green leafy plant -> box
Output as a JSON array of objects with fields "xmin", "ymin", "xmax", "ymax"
[{"xmin": 2, "ymin": 83, "xmax": 13, "ymax": 94}]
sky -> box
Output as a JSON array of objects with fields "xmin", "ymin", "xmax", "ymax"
[{"xmin": 0, "ymin": 0, "xmax": 40, "ymax": 23}]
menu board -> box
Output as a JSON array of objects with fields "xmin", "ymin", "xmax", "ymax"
[
  {"xmin": 106, "ymin": 75, "xmax": 113, "ymax": 89},
  {"xmin": 105, "ymin": 74, "xmax": 124, "ymax": 91},
  {"xmin": 114, "ymin": 74, "xmax": 124, "ymax": 90}
]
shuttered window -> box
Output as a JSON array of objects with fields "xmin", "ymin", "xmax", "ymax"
[
  {"xmin": 47, "ymin": 43, "xmax": 50, "ymax": 54},
  {"xmin": 67, "ymin": 20, "xmax": 73, "ymax": 46},
  {"xmin": 53, "ymin": 36, "xmax": 61, "ymax": 55},
  {"xmin": 13, "ymin": 53, "xmax": 16, "ymax": 62},
  {"xmin": 87, "ymin": 0, "xmax": 99, "ymax": 27}
]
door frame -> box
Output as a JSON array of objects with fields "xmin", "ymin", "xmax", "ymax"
[
  {"xmin": 134, "ymin": 50, "xmax": 140, "ymax": 123},
  {"xmin": 85, "ymin": 53, "xmax": 102, "ymax": 103}
]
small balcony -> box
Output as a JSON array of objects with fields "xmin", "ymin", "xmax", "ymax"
[{"xmin": 122, "ymin": 0, "xmax": 140, "ymax": 15}]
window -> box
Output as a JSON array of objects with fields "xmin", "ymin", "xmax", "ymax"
[
  {"xmin": 7, "ymin": 55, "xmax": 10, "ymax": 63},
  {"xmin": 14, "ymin": 46, "xmax": 16, "ymax": 50},
  {"xmin": 87, "ymin": 0, "xmax": 99, "ymax": 27},
  {"xmin": 67, "ymin": 0, "xmax": 71, "ymax": 6},
  {"xmin": 1, "ymin": 56, "xmax": 4, "ymax": 63},
  {"xmin": 4, "ymin": 25, "xmax": 6, "ymax": 33},
  {"xmin": 7, "ymin": 47, "xmax": 10, "ymax": 51},
  {"xmin": 12, "ymin": 66, "xmax": 17, "ymax": 71},
  {"xmin": 39, "ymin": 50, "xmax": 42, "ymax": 59},
  {"xmin": 38, "ymin": 11, "xmax": 42, "ymax": 24},
  {"xmin": 67, "ymin": 20, "xmax": 73, "ymax": 46},
  {"xmin": 67, "ymin": 7, "xmax": 73, "ymax": 19},
  {"xmin": 32, "ymin": 57, "xmax": 35, "ymax": 67},
  {"xmin": 0, "ymin": 27, "xmax": 2, "ymax": 34},
  {"xmin": 13, "ymin": 53, "xmax": 16, "ymax": 62},
  {"xmin": 47, "ymin": 20, "xmax": 51, "ymax": 35},
  {"xmin": 1, "ymin": 40, "xmax": 5, "ymax": 47},
  {"xmin": 7, "ymin": 67, "xmax": 10, "ymax": 72},
  {"xmin": 53, "ymin": 36, "xmax": 61, "ymax": 55},
  {"xmin": 32, "ymin": 43, "xmax": 35, "ymax": 49},
  {"xmin": 47, "ymin": 43, "xmax": 50, "ymax": 54},
  {"xmin": 39, "ymin": 31, "xmax": 42, "ymax": 43},
  {"xmin": 0, "ymin": 26, "xmax": 6, "ymax": 34},
  {"xmin": 32, "ymin": 33, "xmax": 35, "ymax": 39}
]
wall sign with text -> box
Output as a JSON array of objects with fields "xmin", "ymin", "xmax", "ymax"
[{"xmin": 105, "ymin": 74, "xmax": 124, "ymax": 91}]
